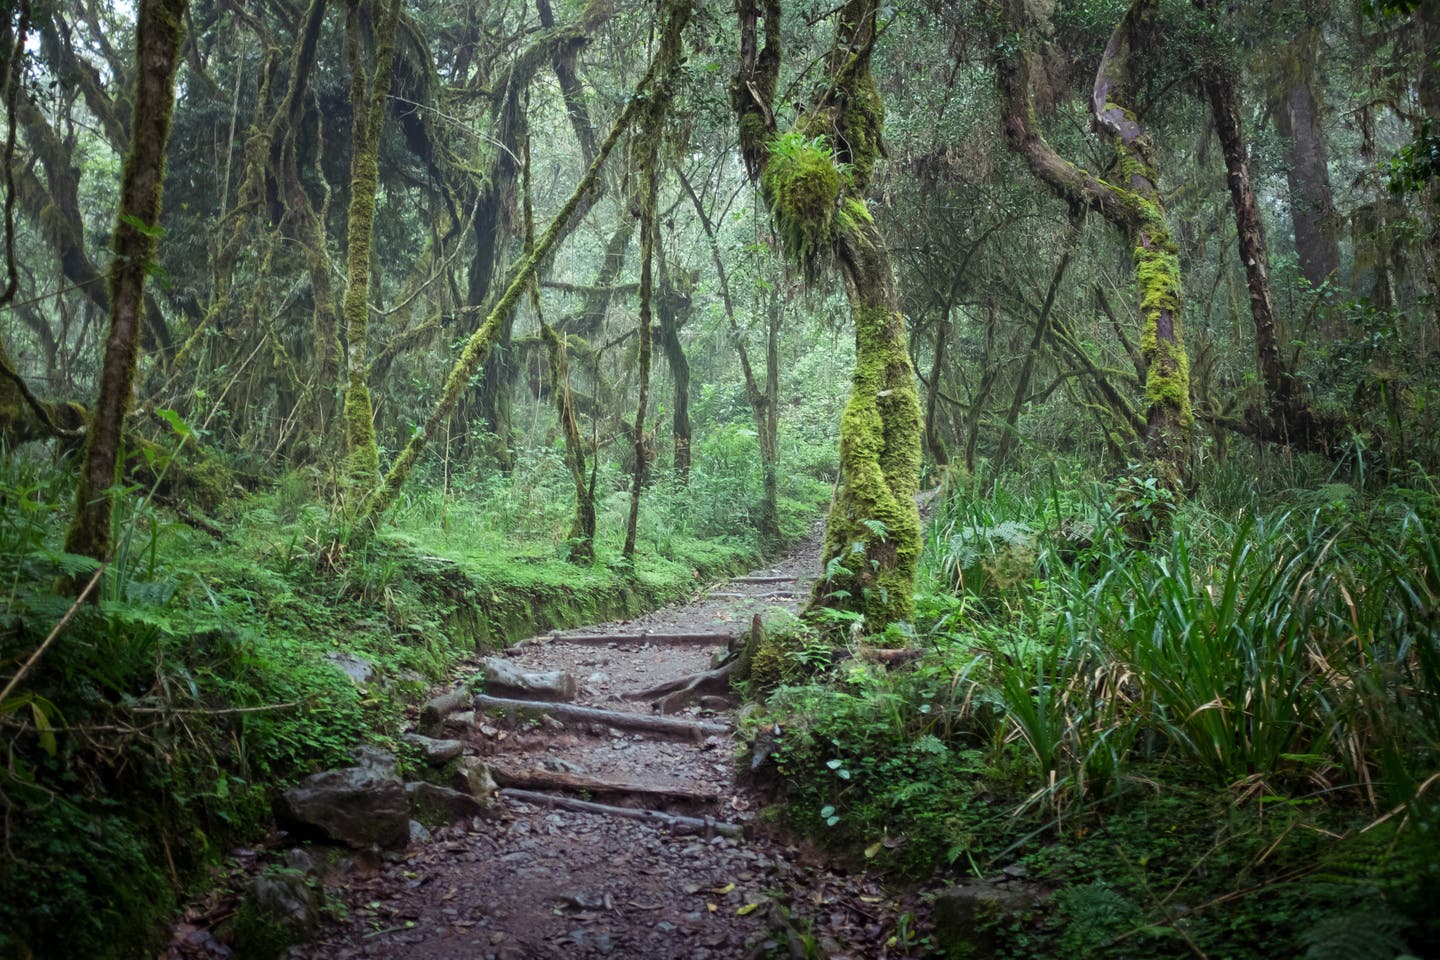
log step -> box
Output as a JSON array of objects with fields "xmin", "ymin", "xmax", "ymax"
[
  {"xmin": 488, "ymin": 764, "xmax": 718, "ymax": 804},
  {"xmin": 729, "ymin": 575, "xmax": 798, "ymax": 585},
  {"xmin": 501, "ymin": 788, "xmax": 742, "ymax": 837},
  {"xmin": 473, "ymin": 694, "xmax": 730, "ymax": 741},
  {"xmin": 544, "ymin": 630, "xmax": 734, "ymax": 647}
]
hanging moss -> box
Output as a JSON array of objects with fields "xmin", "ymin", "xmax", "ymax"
[{"xmin": 760, "ymin": 131, "xmax": 843, "ymax": 282}]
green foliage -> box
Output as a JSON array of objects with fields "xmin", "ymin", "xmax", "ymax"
[{"xmin": 757, "ymin": 466, "xmax": 1440, "ymax": 956}]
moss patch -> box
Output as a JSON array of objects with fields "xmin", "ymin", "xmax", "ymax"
[{"xmin": 761, "ymin": 132, "xmax": 843, "ymax": 283}]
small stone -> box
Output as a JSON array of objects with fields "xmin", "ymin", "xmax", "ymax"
[
  {"xmin": 541, "ymin": 714, "xmax": 565, "ymax": 731},
  {"xmin": 446, "ymin": 710, "xmax": 476, "ymax": 727},
  {"xmin": 410, "ymin": 820, "xmax": 433, "ymax": 844},
  {"xmin": 480, "ymin": 724, "xmax": 500, "ymax": 738}
]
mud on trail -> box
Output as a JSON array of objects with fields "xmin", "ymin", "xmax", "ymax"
[{"xmin": 291, "ymin": 530, "xmax": 920, "ymax": 960}]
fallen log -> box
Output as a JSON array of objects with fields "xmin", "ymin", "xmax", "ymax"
[
  {"xmin": 501, "ymin": 788, "xmax": 742, "ymax": 837},
  {"xmin": 488, "ymin": 764, "xmax": 719, "ymax": 803},
  {"xmin": 621, "ymin": 660, "xmax": 736, "ymax": 714},
  {"xmin": 545, "ymin": 630, "xmax": 735, "ymax": 646},
  {"xmin": 473, "ymin": 694, "xmax": 730, "ymax": 741}
]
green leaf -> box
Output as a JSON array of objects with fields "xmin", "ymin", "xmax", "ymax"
[{"xmin": 156, "ymin": 408, "xmax": 194, "ymax": 438}]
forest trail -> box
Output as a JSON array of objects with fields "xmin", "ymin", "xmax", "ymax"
[{"xmin": 302, "ymin": 529, "xmax": 909, "ymax": 960}]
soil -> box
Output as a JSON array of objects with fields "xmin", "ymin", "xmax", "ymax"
[{"xmin": 169, "ymin": 528, "xmax": 926, "ymax": 960}]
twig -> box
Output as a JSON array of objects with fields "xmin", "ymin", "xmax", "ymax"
[
  {"xmin": 0, "ymin": 564, "xmax": 106, "ymax": 706},
  {"xmin": 126, "ymin": 700, "xmax": 300, "ymax": 716}
]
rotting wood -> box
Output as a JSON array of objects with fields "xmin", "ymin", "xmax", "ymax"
[
  {"xmin": 473, "ymin": 694, "xmax": 730, "ymax": 740},
  {"xmin": 621, "ymin": 661, "xmax": 737, "ymax": 715},
  {"xmin": 501, "ymin": 788, "xmax": 742, "ymax": 837},
  {"xmin": 487, "ymin": 765, "xmax": 719, "ymax": 804},
  {"xmin": 545, "ymin": 630, "xmax": 735, "ymax": 647}
]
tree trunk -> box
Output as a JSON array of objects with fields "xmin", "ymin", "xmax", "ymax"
[
  {"xmin": 999, "ymin": 0, "xmax": 1192, "ymax": 490},
  {"xmin": 339, "ymin": 0, "xmax": 403, "ymax": 492},
  {"xmin": 64, "ymin": 0, "xmax": 188, "ymax": 571},
  {"xmin": 624, "ymin": 1, "xmax": 690, "ymax": 560},
  {"xmin": 820, "ymin": 216, "xmax": 923, "ymax": 624},
  {"xmin": 923, "ymin": 313, "xmax": 949, "ymax": 468},
  {"xmin": 656, "ymin": 255, "xmax": 692, "ymax": 481},
  {"xmin": 1272, "ymin": 28, "xmax": 1340, "ymax": 293}
]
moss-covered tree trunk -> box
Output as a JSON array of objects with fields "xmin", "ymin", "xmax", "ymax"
[
  {"xmin": 824, "ymin": 218, "xmax": 923, "ymax": 623},
  {"xmin": 63, "ymin": 0, "xmax": 188, "ymax": 570},
  {"xmin": 339, "ymin": 0, "xmax": 402, "ymax": 492},
  {"xmin": 999, "ymin": 0, "xmax": 1192, "ymax": 490},
  {"xmin": 733, "ymin": 0, "xmax": 921, "ymax": 625}
]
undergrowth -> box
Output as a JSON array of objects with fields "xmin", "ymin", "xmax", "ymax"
[{"xmin": 752, "ymin": 455, "xmax": 1440, "ymax": 959}]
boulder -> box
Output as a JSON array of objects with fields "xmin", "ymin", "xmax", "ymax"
[
  {"xmin": 325, "ymin": 652, "xmax": 377, "ymax": 686},
  {"xmin": 478, "ymin": 657, "xmax": 577, "ymax": 701},
  {"xmin": 275, "ymin": 747, "xmax": 409, "ymax": 849},
  {"xmin": 232, "ymin": 872, "xmax": 321, "ymax": 959},
  {"xmin": 932, "ymin": 880, "xmax": 1040, "ymax": 959},
  {"xmin": 406, "ymin": 781, "xmax": 490, "ymax": 824},
  {"xmin": 401, "ymin": 733, "xmax": 465, "ymax": 765}
]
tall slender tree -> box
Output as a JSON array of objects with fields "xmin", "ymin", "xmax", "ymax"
[{"xmin": 64, "ymin": 0, "xmax": 189, "ymax": 571}]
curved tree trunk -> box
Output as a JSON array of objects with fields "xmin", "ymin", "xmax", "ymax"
[
  {"xmin": 999, "ymin": 0, "xmax": 1192, "ymax": 490},
  {"xmin": 64, "ymin": 0, "xmax": 188, "ymax": 572}
]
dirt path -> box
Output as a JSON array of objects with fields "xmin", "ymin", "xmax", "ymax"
[{"xmin": 301, "ymin": 528, "xmax": 915, "ymax": 960}]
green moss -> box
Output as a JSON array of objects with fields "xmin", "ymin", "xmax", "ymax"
[
  {"xmin": 816, "ymin": 305, "xmax": 923, "ymax": 626},
  {"xmin": 836, "ymin": 72, "xmax": 885, "ymax": 191},
  {"xmin": 760, "ymin": 131, "xmax": 843, "ymax": 282}
]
